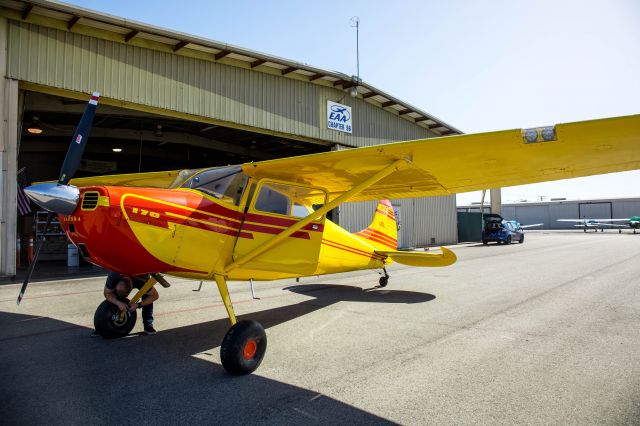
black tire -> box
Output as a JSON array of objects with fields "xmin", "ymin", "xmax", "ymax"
[
  {"xmin": 519, "ymin": 235, "xmax": 524, "ymax": 244},
  {"xmin": 221, "ymin": 320, "xmax": 267, "ymax": 375},
  {"xmin": 505, "ymin": 236, "xmax": 512, "ymax": 245},
  {"xmin": 482, "ymin": 240, "xmax": 488, "ymax": 245},
  {"xmin": 93, "ymin": 298, "xmax": 136, "ymax": 339},
  {"xmin": 379, "ymin": 276, "xmax": 389, "ymax": 287}
]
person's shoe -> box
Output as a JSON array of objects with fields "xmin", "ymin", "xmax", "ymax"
[
  {"xmin": 90, "ymin": 330, "xmax": 100, "ymax": 337},
  {"xmin": 144, "ymin": 325, "xmax": 157, "ymax": 335}
]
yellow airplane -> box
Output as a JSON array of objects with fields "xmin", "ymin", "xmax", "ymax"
[{"xmin": 19, "ymin": 93, "xmax": 640, "ymax": 374}]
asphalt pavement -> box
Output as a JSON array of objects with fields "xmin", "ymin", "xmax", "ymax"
[{"xmin": 1, "ymin": 231, "xmax": 639, "ymax": 425}]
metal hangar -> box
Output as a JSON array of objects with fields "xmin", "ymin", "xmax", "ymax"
[{"xmin": 0, "ymin": 0, "xmax": 462, "ymax": 277}]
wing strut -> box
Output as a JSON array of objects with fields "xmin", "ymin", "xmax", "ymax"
[{"xmin": 225, "ymin": 158, "xmax": 411, "ymax": 273}]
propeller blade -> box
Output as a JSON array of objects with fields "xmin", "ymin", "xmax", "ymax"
[
  {"xmin": 58, "ymin": 92, "xmax": 100, "ymax": 185},
  {"xmin": 16, "ymin": 212, "xmax": 55, "ymax": 305}
]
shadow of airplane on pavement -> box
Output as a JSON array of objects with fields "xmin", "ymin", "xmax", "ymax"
[{"xmin": 0, "ymin": 284, "xmax": 435, "ymax": 425}]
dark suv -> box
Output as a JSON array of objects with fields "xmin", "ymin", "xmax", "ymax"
[{"xmin": 482, "ymin": 214, "xmax": 524, "ymax": 245}]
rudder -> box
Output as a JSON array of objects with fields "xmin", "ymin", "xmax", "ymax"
[{"xmin": 354, "ymin": 200, "xmax": 398, "ymax": 250}]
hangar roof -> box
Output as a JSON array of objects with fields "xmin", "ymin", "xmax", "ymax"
[{"xmin": 1, "ymin": 0, "xmax": 462, "ymax": 136}]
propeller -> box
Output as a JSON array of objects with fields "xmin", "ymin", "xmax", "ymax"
[
  {"xmin": 17, "ymin": 92, "xmax": 100, "ymax": 305},
  {"xmin": 16, "ymin": 212, "xmax": 54, "ymax": 305},
  {"xmin": 58, "ymin": 92, "xmax": 99, "ymax": 185}
]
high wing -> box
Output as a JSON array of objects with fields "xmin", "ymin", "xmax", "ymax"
[{"xmin": 241, "ymin": 115, "xmax": 639, "ymax": 202}]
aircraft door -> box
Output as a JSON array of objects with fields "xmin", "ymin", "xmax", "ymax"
[{"xmin": 233, "ymin": 180, "xmax": 327, "ymax": 275}]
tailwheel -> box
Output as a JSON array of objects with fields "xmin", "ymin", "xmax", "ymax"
[
  {"xmin": 220, "ymin": 320, "xmax": 267, "ymax": 375},
  {"xmin": 379, "ymin": 267, "xmax": 390, "ymax": 287},
  {"xmin": 93, "ymin": 298, "xmax": 136, "ymax": 339}
]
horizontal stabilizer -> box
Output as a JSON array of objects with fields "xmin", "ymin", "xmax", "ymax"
[{"xmin": 375, "ymin": 247, "xmax": 457, "ymax": 267}]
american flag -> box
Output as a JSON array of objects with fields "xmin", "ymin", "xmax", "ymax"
[{"xmin": 17, "ymin": 168, "xmax": 32, "ymax": 216}]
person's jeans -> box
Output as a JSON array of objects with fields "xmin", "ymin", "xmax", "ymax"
[{"xmin": 141, "ymin": 294, "xmax": 154, "ymax": 326}]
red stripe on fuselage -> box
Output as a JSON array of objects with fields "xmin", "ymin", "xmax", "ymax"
[{"xmin": 321, "ymin": 239, "xmax": 384, "ymax": 261}]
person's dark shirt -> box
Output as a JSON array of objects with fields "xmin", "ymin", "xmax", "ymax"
[{"xmin": 105, "ymin": 272, "xmax": 149, "ymax": 291}]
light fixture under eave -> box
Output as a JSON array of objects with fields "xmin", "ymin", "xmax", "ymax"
[
  {"xmin": 112, "ymin": 148, "xmax": 123, "ymax": 153},
  {"xmin": 26, "ymin": 117, "xmax": 43, "ymax": 135},
  {"xmin": 154, "ymin": 124, "xmax": 163, "ymax": 137}
]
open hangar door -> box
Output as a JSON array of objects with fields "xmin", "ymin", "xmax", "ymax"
[{"xmin": 17, "ymin": 91, "xmax": 329, "ymax": 271}]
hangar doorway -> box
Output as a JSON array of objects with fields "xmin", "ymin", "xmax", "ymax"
[{"xmin": 17, "ymin": 91, "xmax": 329, "ymax": 274}]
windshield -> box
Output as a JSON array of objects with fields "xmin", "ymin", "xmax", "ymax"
[
  {"xmin": 181, "ymin": 165, "xmax": 248, "ymax": 205},
  {"xmin": 168, "ymin": 168, "xmax": 203, "ymax": 189}
]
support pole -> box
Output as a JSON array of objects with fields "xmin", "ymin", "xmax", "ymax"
[
  {"xmin": 226, "ymin": 158, "xmax": 410, "ymax": 273},
  {"xmin": 490, "ymin": 188, "xmax": 502, "ymax": 215},
  {"xmin": 0, "ymin": 18, "xmax": 19, "ymax": 278},
  {"xmin": 249, "ymin": 279, "xmax": 258, "ymax": 300},
  {"xmin": 215, "ymin": 274, "xmax": 237, "ymax": 326}
]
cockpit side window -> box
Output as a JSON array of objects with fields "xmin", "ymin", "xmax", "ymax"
[
  {"xmin": 252, "ymin": 181, "xmax": 327, "ymax": 220},
  {"xmin": 255, "ymin": 185, "xmax": 290, "ymax": 215},
  {"xmin": 182, "ymin": 166, "xmax": 248, "ymax": 206}
]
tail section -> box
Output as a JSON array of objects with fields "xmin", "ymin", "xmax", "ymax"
[{"xmin": 355, "ymin": 200, "xmax": 398, "ymax": 250}]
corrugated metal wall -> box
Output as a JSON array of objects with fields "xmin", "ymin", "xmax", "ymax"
[
  {"xmin": 6, "ymin": 21, "xmax": 431, "ymax": 147},
  {"xmin": 494, "ymin": 198, "xmax": 640, "ymax": 229},
  {"xmin": 341, "ymin": 195, "xmax": 458, "ymax": 247},
  {"xmin": 6, "ymin": 19, "xmax": 459, "ymax": 247}
]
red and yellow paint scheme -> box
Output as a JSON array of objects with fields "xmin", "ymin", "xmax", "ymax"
[
  {"xmin": 60, "ymin": 175, "xmax": 452, "ymax": 283},
  {"xmin": 20, "ymin": 91, "xmax": 639, "ymax": 375},
  {"xmin": 59, "ymin": 113, "xmax": 640, "ymax": 285},
  {"xmin": 59, "ymin": 112, "xmax": 640, "ymax": 284}
]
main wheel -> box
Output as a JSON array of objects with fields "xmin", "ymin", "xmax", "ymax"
[
  {"xmin": 93, "ymin": 298, "xmax": 136, "ymax": 339},
  {"xmin": 505, "ymin": 236, "xmax": 512, "ymax": 245},
  {"xmin": 482, "ymin": 240, "xmax": 488, "ymax": 245},
  {"xmin": 379, "ymin": 276, "xmax": 389, "ymax": 287},
  {"xmin": 519, "ymin": 235, "xmax": 524, "ymax": 244},
  {"xmin": 221, "ymin": 320, "xmax": 267, "ymax": 375}
]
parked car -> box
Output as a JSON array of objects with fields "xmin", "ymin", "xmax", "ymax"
[{"xmin": 482, "ymin": 214, "xmax": 524, "ymax": 245}]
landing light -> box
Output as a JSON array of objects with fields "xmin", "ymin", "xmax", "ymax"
[
  {"xmin": 541, "ymin": 126, "xmax": 556, "ymax": 141},
  {"xmin": 523, "ymin": 128, "xmax": 538, "ymax": 143},
  {"xmin": 522, "ymin": 125, "xmax": 557, "ymax": 144},
  {"xmin": 112, "ymin": 147, "xmax": 123, "ymax": 153}
]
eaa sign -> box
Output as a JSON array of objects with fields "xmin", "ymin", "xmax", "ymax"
[{"xmin": 327, "ymin": 101, "xmax": 352, "ymax": 134}]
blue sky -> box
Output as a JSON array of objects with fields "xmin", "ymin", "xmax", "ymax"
[{"xmin": 65, "ymin": 0, "xmax": 640, "ymax": 204}]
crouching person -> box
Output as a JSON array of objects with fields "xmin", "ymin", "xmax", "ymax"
[{"xmin": 92, "ymin": 271, "xmax": 159, "ymax": 336}]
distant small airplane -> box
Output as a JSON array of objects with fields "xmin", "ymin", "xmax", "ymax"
[
  {"xmin": 557, "ymin": 218, "xmax": 637, "ymax": 233},
  {"xmin": 597, "ymin": 216, "xmax": 640, "ymax": 234},
  {"xmin": 505, "ymin": 220, "xmax": 544, "ymax": 229}
]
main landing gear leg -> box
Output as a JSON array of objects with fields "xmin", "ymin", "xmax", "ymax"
[
  {"xmin": 379, "ymin": 267, "xmax": 390, "ymax": 287},
  {"xmin": 214, "ymin": 274, "xmax": 267, "ymax": 375}
]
